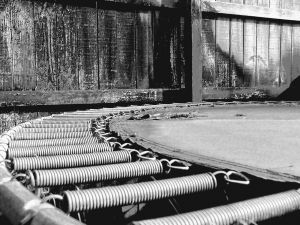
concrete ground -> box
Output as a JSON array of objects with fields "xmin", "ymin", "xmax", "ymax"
[{"xmin": 116, "ymin": 104, "xmax": 300, "ymax": 182}]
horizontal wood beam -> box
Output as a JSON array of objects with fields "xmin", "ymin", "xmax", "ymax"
[
  {"xmin": 111, "ymin": 0, "xmax": 183, "ymax": 8},
  {"xmin": 202, "ymin": 0, "xmax": 300, "ymax": 22},
  {"xmin": 202, "ymin": 86, "xmax": 290, "ymax": 100},
  {"xmin": 0, "ymin": 89, "xmax": 187, "ymax": 107},
  {"xmin": 52, "ymin": 0, "xmax": 183, "ymax": 9}
]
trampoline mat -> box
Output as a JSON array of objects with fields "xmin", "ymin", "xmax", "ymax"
[{"xmin": 112, "ymin": 103, "xmax": 300, "ymax": 183}]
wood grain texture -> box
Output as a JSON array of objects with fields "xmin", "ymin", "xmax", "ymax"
[
  {"xmin": 201, "ymin": 16, "xmax": 215, "ymax": 87},
  {"xmin": 10, "ymin": 0, "xmax": 34, "ymax": 91},
  {"xmin": 136, "ymin": 12, "xmax": 151, "ymax": 89},
  {"xmin": 153, "ymin": 11, "xmax": 173, "ymax": 88},
  {"xmin": 230, "ymin": 0, "xmax": 243, "ymax": 87},
  {"xmin": 256, "ymin": 0, "xmax": 269, "ymax": 86},
  {"xmin": 243, "ymin": 0, "xmax": 256, "ymax": 87},
  {"xmin": 54, "ymin": 5, "xmax": 78, "ymax": 91},
  {"xmin": 292, "ymin": 1, "xmax": 300, "ymax": 80},
  {"xmin": 191, "ymin": 0, "xmax": 202, "ymax": 101},
  {"xmin": 34, "ymin": 1, "xmax": 57, "ymax": 91},
  {"xmin": 215, "ymin": 0, "xmax": 230, "ymax": 88},
  {"xmin": 0, "ymin": 89, "xmax": 186, "ymax": 106},
  {"xmin": 281, "ymin": 0, "xmax": 293, "ymax": 86},
  {"xmin": 98, "ymin": 9, "xmax": 117, "ymax": 89},
  {"xmin": 77, "ymin": 7, "xmax": 98, "ymax": 90},
  {"xmin": 0, "ymin": 0, "xmax": 11, "ymax": 91},
  {"xmin": 202, "ymin": 0, "xmax": 300, "ymax": 22},
  {"xmin": 268, "ymin": 0, "xmax": 281, "ymax": 86},
  {"xmin": 116, "ymin": 11, "xmax": 135, "ymax": 88}
]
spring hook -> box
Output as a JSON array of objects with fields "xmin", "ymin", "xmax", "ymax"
[
  {"xmin": 137, "ymin": 151, "xmax": 156, "ymax": 161},
  {"xmin": 42, "ymin": 194, "xmax": 63, "ymax": 204},
  {"xmin": 213, "ymin": 171, "xmax": 250, "ymax": 185},
  {"xmin": 160, "ymin": 159, "xmax": 190, "ymax": 173},
  {"xmin": 126, "ymin": 149, "xmax": 156, "ymax": 161},
  {"xmin": 112, "ymin": 142, "xmax": 132, "ymax": 150},
  {"xmin": 99, "ymin": 136, "xmax": 117, "ymax": 143}
]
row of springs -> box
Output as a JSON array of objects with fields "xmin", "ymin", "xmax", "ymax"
[{"xmin": 6, "ymin": 107, "xmax": 300, "ymax": 225}]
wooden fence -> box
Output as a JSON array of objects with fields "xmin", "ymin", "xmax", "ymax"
[
  {"xmin": 1, "ymin": 0, "xmax": 300, "ymax": 105},
  {"xmin": 202, "ymin": 0, "xmax": 300, "ymax": 100}
]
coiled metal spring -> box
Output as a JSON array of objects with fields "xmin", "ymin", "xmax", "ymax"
[
  {"xmin": 43, "ymin": 116, "xmax": 93, "ymax": 123},
  {"xmin": 9, "ymin": 137, "xmax": 98, "ymax": 148},
  {"xmin": 33, "ymin": 120, "xmax": 91, "ymax": 125},
  {"xmin": 62, "ymin": 173, "xmax": 217, "ymax": 212},
  {"xmin": 7, "ymin": 143, "xmax": 112, "ymax": 159},
  {"xmin": 12, "ymin": 151, "xmax": 132, "ymax": 171},
  {"xmin": 132, "ymin": 190, "xmax": 300, "ymax": 225},
  {"xmin": 18, "ymin": 127, "xmax": 90, "ymax": 133},
  {"xmin": 13, "ymin": 131, "xmax": 92, "ymax": 140},
  {"xmin": 28, "ymin": 123, "xmax": 90, "ymax": 128},
  {"xmin": 28, "ymin": 160, "xmax": 164, "ymax": 187}
]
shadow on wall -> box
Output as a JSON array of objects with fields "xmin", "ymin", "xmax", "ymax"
[
  {"xmin": 277, "ymin": 76, "xmax": 300, "ymax": 100},
  {"xmin": 202, "ymin": 17, "xmax": 296, "ymax": 91}
]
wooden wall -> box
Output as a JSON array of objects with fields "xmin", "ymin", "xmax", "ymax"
[
  {"xmin": 202, "ymin": 0, "xmax": 300, "ymax": 99},
  {"xmin": 0, "ymin": 0, "xmax": 185, "ymax": 92}
]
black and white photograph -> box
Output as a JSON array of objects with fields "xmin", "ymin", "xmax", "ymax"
[{"xmin": 1, "ymin": 0, "xmax": 300, "ymax": 224}]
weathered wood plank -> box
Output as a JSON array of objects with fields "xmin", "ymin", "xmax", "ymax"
[
  {"xmin": 136, "ymin": 12, "xmax": 151, "ymax": 89},
  {"xmin": 215, "ymin": 0, "xmax": 230, "ymax": 87},
  {"xmin": 203, "ymin": 86, "xmax": 289, "ymax": 100},
  {"xmin": 256, "ymin": 0, "xmax": 269, "ymax": 86},
  {"xmin": 169, "ymin": 15, "xmax": 184, "ymax": 88},
  {"xmin": 281, "ymin": 0, "xmax": 293, "ymax": 86},
  {"xmin": 0, "ymin": 0, "xmax": 12, "ymax": 91},
  {"xmin": 54, "ymin": 5, "xmax": 78, "ymax": 91},
  {"xmin": 109, "ymin": 0, "xmax": 183, "ymax": 8},
  {"xmin": 243, "ymin": 0, "xmax": 256, "ymax": 87},
  {"xmin": 188, "ymin": 0, "xmax": 202, "ymax": 101},
  {"xmin": 10, "ymin": 0, "xmax": 34, "ymax": 91},
  {"xmin": 98, "ymin": 9, "xmax": 117, "ymax": 89},
  {"xmin": 148, "ymin": 12, "xmax": 154, "ymax": 88},
  {"xmin": 77, "ymin": 7, "xmax": 98, "ymax": 90},
  {"xmin": 202, "ymin": 0, "xmax": 300, "ymax": 22},
  {"xmin": 201, "ymin": 16, "xmax": 215, "ymax": 87},
  {"xmin": 34, "ymin": 1, "xmax": 57, "ymax": 91},
  {"xmin": 230, "ymin": 0, "xmax": 243, "ymax": 88},
  {"xmin": 0, "ymin": 89, "xmax": 186, "ymax": 106},
  {"xmin": 292, "ymin": 1, "xmax": 300, "ymax": 81},
  {"xmin": 153, "ymin": 11, "xmax": 172, "ymax": 88},
  {"xmin": 116, "ymin": 11, "xmax": 135, "ymax": 88},
  {"xmin": 268, "ymin": 0, "xmax": 281, "ymax": 86}
]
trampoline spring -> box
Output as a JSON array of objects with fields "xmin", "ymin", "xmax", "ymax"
[
  {"xmin": 132, "ymin": 190, "xmax": 300, "ymax": 225},
  {"xmin": 9, "ymin": 137, "xmax": 98, "ymax": 148},
  {"xmin": 29, "ymin": 123, "xmax": 90, "ymax": 128},
  {"xmin": 7, "ymin": 143, "xmax": 113, "ymax": 159},
  {"xmin": 62, "ymin": 173, "xmax": 217, "ymax": 212},
  {"xmin": 45, "ymin": 117, "xmax": 92, "ymax": 121},
  {"xmin": 33, "ymin": 120, "xmax": 91, "ymax": 125},
  {"xmin": 12, "ymin": 150, "xmax": 132, "ymax": 171},
  {"xmin": 18, "ymin": 127, "xmax": 90, "ymax": 133},
  {"xmin": 13, "ymin": 131, "xmax": 92, "ymax": 140},
  {"xmin": 27, "ymin": 160, "xmax": 164, "ymax": 187}
]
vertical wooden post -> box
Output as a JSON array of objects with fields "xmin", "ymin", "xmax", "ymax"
[{"xmin": 186, "ymin": 0, "xmax": 202, "ymax": 102}]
